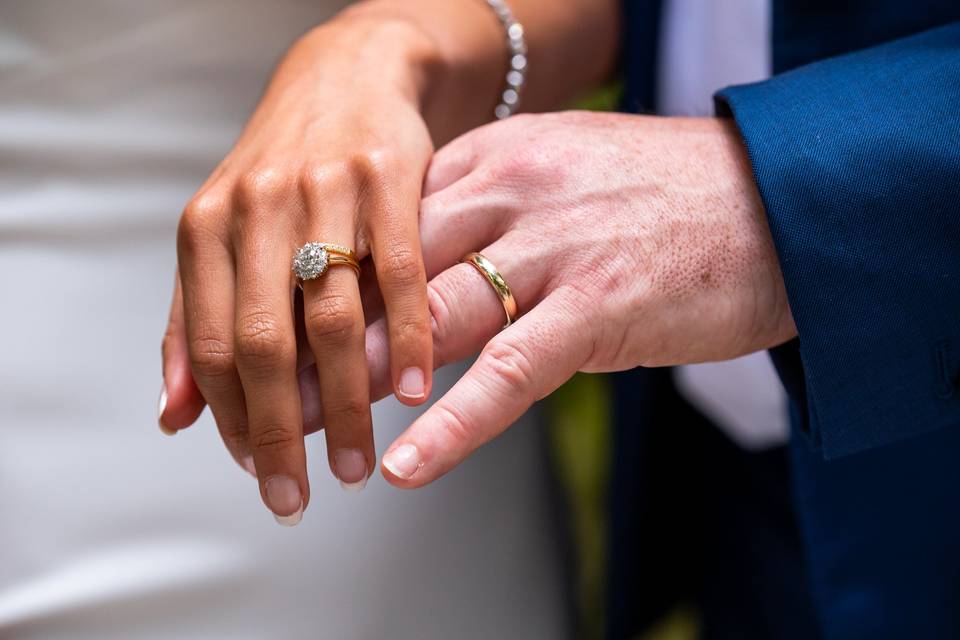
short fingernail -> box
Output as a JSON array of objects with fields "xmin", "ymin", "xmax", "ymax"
[
  {"xmin": 383, "ymin": 444, "xmax": 423, "ymax": 480},
  {"xmin": 333, "ymin": 449, "xmax": 368, "ymax": 492},
  {"xmin": 264, "ymin": 475, "xmax": 303, "ymax": 527},
  {"xmin": 158, "ymin": 382, "xmax": 176, "ymax": 436},
  {"xmin": 398, "ymin": 367, "xmax": 425, "ymax": 399}
]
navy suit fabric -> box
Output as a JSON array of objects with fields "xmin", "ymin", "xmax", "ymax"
[
  {"xmin": 613, "ymin": 2, "xmax": 960, "ymax": 638},
  {"xmin": 788, "ymin": 408, "xmax": 960, "ymax": 639},
  {"xmin": 717, "ymin": 22, "xmax": 960, "ymax": 459}
]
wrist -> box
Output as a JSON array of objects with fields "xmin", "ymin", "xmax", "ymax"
[
  {"xmin": 331, "ymin": 0, "xmax": 507, "ymax": 141},
  {"xmin": 291, "ymin": 10, "xmax": 439, "ymax": 108},
  {"xmin": 712, "ymin": 117, "xmax": 797, "ymax": 347}
]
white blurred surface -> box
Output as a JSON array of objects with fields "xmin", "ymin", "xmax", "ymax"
[{"xmin": 0, "ymin": 2, "xmax": 566, "ymax": 637}]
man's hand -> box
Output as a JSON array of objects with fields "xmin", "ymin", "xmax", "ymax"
[{"xmin": 358, "ymin": 111, "xmax": 797, "ymax": 487}]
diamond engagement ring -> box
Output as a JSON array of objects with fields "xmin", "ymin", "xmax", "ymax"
[{"xmin": 293, "ymin": 242, "xmax": 360, "ymax": 282}]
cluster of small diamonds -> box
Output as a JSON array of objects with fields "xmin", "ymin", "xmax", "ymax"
[
  {"xmin": 485, "ymin": 0, "xmax": 527, "ymax": 120},
  {"xmin": 292, "ymin": 243, "xmax": 329, "ymax": 281}
]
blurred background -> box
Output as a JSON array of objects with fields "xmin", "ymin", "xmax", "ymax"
[{"xmin": 0, "ymin": 2, "xmax": 572, "ymax": 637}]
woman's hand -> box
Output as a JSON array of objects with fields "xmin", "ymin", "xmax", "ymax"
[
  {"xmin": 359, "ymin": 111, "xmax": 797, "ymax": 487},
  {"xmin": 160, "ymin": 14, "xmax": 444, "ymax": 523}
]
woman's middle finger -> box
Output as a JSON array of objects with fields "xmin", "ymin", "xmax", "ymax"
[{"xmin": 300, "ymin": 176, "xmax": 375, "ymax": 492}]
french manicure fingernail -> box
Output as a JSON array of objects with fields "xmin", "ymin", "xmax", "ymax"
[
  {"xmin": 383, "ymin": 444, "xmax": 423, "ymax": 480},
  {"xmin": 158, "ymin": 383, "xmax": 176, "ymax": 436},
  {"xmin": 334, "ymin": 449, "xmax": 368, "ymax": 492},
  {"xmin": 398, "ymin": 367, "xmax": 425, "ymax": 399},
  {"xmin": 264, "ymin": 475, "xmax": 303, "ymax": 527}
]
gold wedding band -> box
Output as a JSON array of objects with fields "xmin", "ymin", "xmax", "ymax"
[
  {"xmin": 462, "ymin": 252, "xmax": 518, "ymax": 329},
  {"xmin": 325, "ymin": 254, "xmax": 361, "ymax": 277},
  {"xmin": 293, "ymin": 242, "xmax": 360, "ymax": 283}
]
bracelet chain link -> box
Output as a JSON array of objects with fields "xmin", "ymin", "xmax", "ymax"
[{"xmin": 484, "ymin": 0, "xmax": 527, "ymax": 119}]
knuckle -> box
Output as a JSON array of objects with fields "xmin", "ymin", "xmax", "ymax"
[
  {"xmin": 391, "ymin": 316, "xmax": 431, "ymax": 348},
  {"xmin": 178, "ymin": 195, "xmax": 226, "ymax": 255},
  {"xmin": 183, "ymin": 191, "xmax": 228, "ymax": 221},
  {"xmin": 426, "ymin": 283, "xmax": 452, "ymax": 357},
  {"xmin": 182, "ymin": 193, "xmax": 227, "ymax": 226},
  {"xmin": 324, "ymin": 398, "xmax": 369, "ymax": 424},
  {"xmin": 299, "ymin": 161, "xmax": 354, "ymax": 199},
  {"xmin": 434, "ymin": 402, "xmax": 475, "ymax": 450},
  {"xmin": 494, "ymin": 143, "xmax": 562, "ymax": 186},
  {"xmin": 350, "ymin": 148, "xmax": 397, "ymax": 186},
  {"xmin": 219, "ymin": 421, "xmax": 249, "ymax": 446},
  {"xmin": 378, "ymin": 244, "xmax": 424, "ymax": 288},
  {"xmin": 250, "ymin": 425, "xmax": 297, "ymax": 453},
  {"xmin": 236, "ymin": 166, "xmax": 290, "ymax": 206},
  {"xmin": 499, "ymin": 146, "xmax": 537, "ymax": 176},
  {"xmin": 189, "ymin": 334, "xmax": 235, "ymax": 379},
  {"xmin": 306, "ymin": 294, "xmax": 361, "ymax": 343},
  {"xmin": 235, "ymin": 310, "xmax": 293, "ymax": 369},
  {"xmin": 217, "ymin": 421, "xmax": 251, "ymax": 455},
  {"xmin": 481, "ymin": 339, "xmax": 537, "ymax": 394}
]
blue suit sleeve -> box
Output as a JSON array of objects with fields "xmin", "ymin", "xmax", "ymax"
[{"xmin": 715, "ymin": 22, "xmax": 960, "ymax": 459}]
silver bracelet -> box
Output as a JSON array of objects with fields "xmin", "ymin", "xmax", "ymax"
[{"xmin": 484, "ymin": 0, "xmax": 527, "ymax": 119}]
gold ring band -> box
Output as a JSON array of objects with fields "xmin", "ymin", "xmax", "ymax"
[
  {"xmin": 326, "ymin": 254, "xmax": 361, "ymax": 277},
  {"xmin": 462, "ymin": 252, "xmax": 518, "ymax": 329}
]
